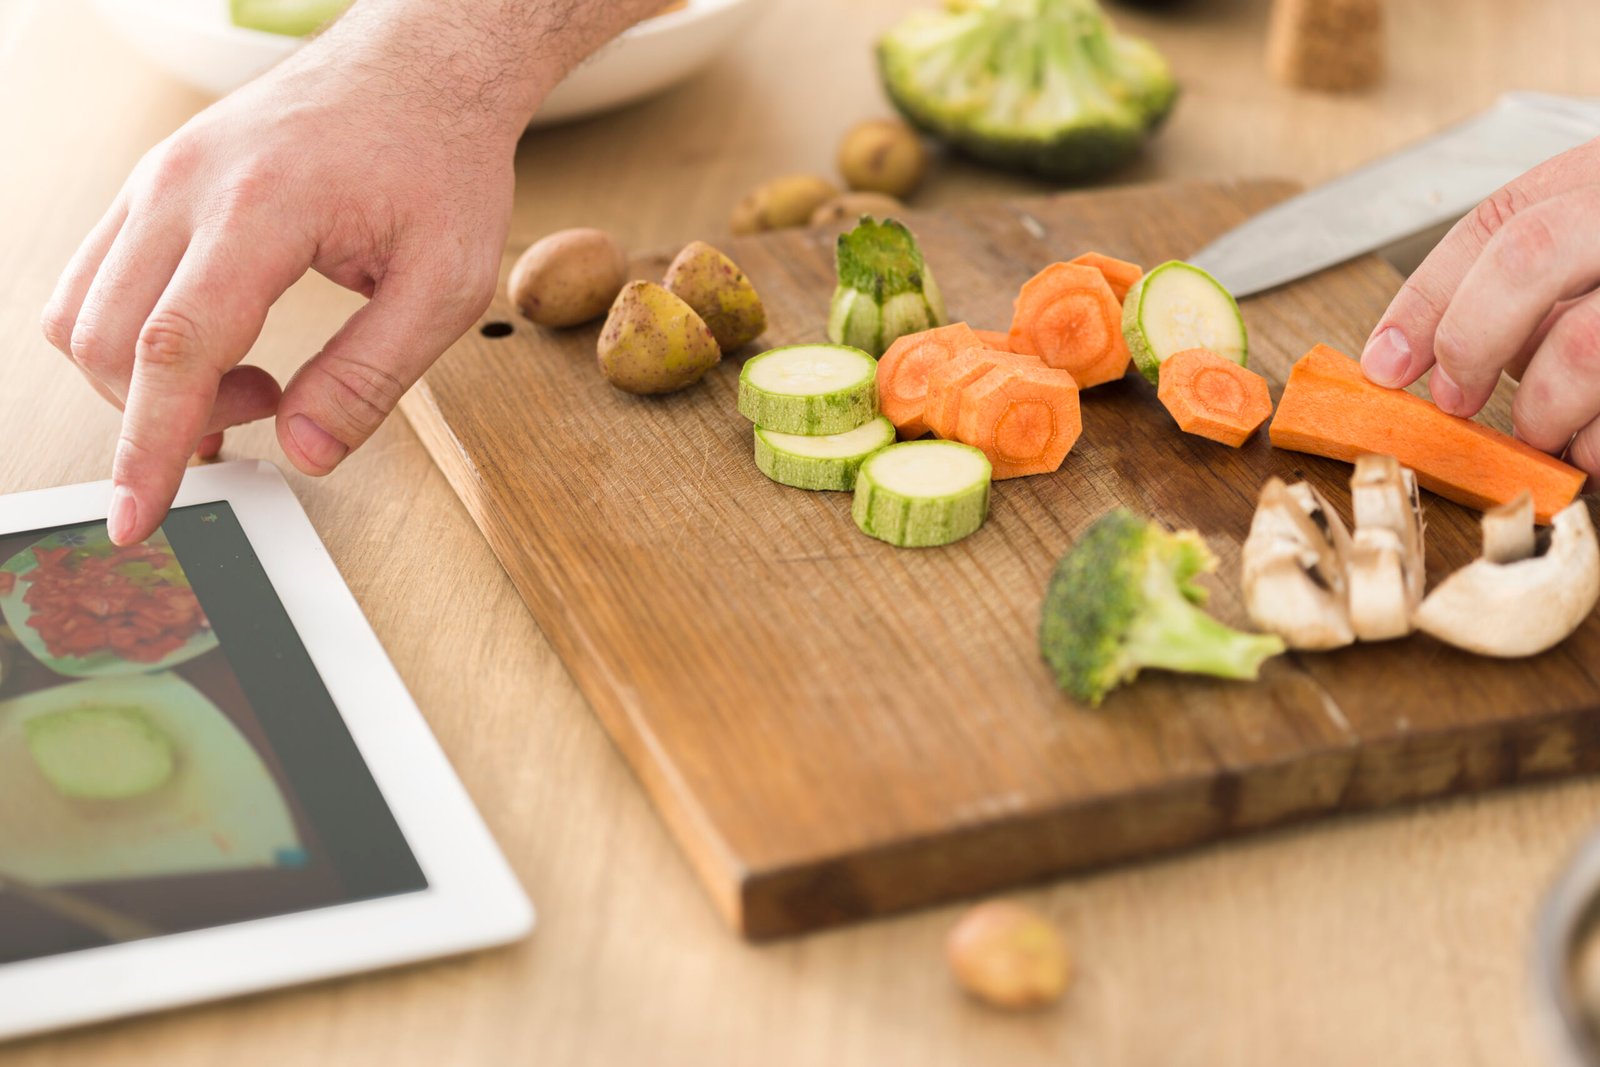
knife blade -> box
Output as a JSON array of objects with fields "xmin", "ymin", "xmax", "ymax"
[{"xmin": 1189, "ymin": 93, "xmax": 1600, "ymax": 299}]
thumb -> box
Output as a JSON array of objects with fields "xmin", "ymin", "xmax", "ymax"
[{"xmin": 276, "ymin": 262, "xmax": 493, "ymax": 474}]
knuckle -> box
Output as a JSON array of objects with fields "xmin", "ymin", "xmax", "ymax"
[
  {"xmin": 69, "ymin": 320, "xmax": 120, "ymax": 377},
  {"xmin": 204, "ymin": 165, "xmax": 282, "ymax": 224},
  {"xmin": 1552, "ymin": 304, "xmax": 1600, "ymax": 377},
  {"xmin": 134, "ymin": 138, "xmax": 201, "ymax": 196},
  {"xmin": 419, "ymin": 249, "xmax": 499, "ymax": 319},
  {"xmin": 1571, "ymin": 428, "xmax": 1600, "ymax": 479},
  {"xmin": 1511, "ymin": 379, "xmax": 1558, "ymax": 446},
  {"xmin": 1391, "ymin": 274, "xmax": 1450, "ymax": 337},
  {"xmin": 40, "ymin": 303, "xmax": 72, "ymax": 353},
  {"xmin": 1431, "ymin": 317, "xmax": 1470, "ymax": 373},
  {"xmin": 1491, "ymin": 212, "xmax": 1560, "ymax": 279},
  {"xmin": 315, "ymin": 355, "xmax": 407, "ymax": 439},
  {"xmin": 443, "ymin": 264, "xmax": 498, "ymax": 319},
  {"xmin": 109, "ymin": 428, "xmax": 167, "ymax": 485},
  {"xmin": 1467, "ymin": 186, "xmax": 1524, "ymax": 246},
  {"xmin": 136, "ymin": 307, "xmax": 203, "ymax": 369}
]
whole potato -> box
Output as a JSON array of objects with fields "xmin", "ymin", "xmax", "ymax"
[
  {"xmin": 663, "ymin": 241, "xmax": 767, "ymax": 353},
  {"xmin": 837, "ymin": 119, "xmax": 928, "ymax": 198},
  {"xmin": 946, "ymin": 901, "xmax": 1072, "ymax": 1010},
  {"xmin": 730, "ymin": 174, "xmax": 839, "ymax": 235},
  {"xmin": 809, "ymin": 191, "xmax": 906, "ymax": 228},
  {"xmin": 597, "ymin": 281, "xmax": 721, "ymax": 395},
  {"xmin": 509, "ymin": 228, "xmax": 628, "ymax": 328}
]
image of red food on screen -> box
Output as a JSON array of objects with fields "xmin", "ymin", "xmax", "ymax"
[{"xmin": 17, "ymin": 537, "xmax": 209, "ymax": 663}]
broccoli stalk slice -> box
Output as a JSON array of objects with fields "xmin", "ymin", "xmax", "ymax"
[
  {"xmin": 1120, "ymin": 565, "xmax": 1288, "ymax": 682},
  {"xmin": 827, "ymin": 217, "xmax": 948, "ymax": 357},
  {"xmin": 834, "ymin": 217, "xmax": 934, "ymax": 300}
]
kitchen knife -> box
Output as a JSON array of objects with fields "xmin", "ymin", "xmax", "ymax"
[{"xmin": 1189, "ymin": 92, "xmax": 1600, "ymax": 299}]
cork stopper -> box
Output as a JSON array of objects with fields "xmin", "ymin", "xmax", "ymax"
[{"xmin": 1267, "ymin": 0, "xmax": 1385, "ymax": 92}]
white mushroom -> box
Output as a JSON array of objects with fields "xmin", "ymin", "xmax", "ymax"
[
  {"xmin": 1481, "ymin": 491, "xmax": 1536, "ymax": 564},
  {"xmin": 1242, "ymin": 478, "xmax": 1356, "ymax": 650},
  {"xmin": 1345, "ymin": 455, "xmax": 1426, "ymax": 641},
  {"xmin": 1414, "ymin": 500, "xmax": 1600, "ymax": 657}
]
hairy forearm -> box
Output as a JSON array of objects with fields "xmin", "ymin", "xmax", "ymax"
[{"xmin": 293, "ymin": 0, "xmax": 667, "ymax": 145}]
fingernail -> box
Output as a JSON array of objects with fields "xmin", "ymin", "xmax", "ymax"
[
  {"xmin": 1430, "ymin": 365, "xmax": 1464, "ymax": 414},
  {"xmin": 1361, "ymin": 327, "xmax": 1411, "ymax": 386},
  {"xmin": 108, "ymin": 485, "xmax": 139, "ymax": 545},
  {"xmin": 288, "ymin": 414, "xmax": 348, "ymax": 471}
]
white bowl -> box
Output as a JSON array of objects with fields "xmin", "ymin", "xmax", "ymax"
[{"xmin": 89, "ymin": 0, "xmax": 764, "ymax": 127}]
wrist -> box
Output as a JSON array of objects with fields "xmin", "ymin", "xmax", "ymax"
[{"xmin": 305, "ymin": 0, "xmax": 666, "ymax": 147}]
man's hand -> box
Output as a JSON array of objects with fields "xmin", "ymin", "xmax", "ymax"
[
  {"xmin": 1360, "ymin": 137, "xmax": 1600, "ymax": 482},
  {"xmin": 43, "ymin": 0, "xmax": 656, "ymax": 544}
]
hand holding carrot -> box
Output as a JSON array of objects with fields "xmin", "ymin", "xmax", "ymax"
[{"xmin": 1359, "ymin": 137, "xmax": 1600, "ymax": 482}]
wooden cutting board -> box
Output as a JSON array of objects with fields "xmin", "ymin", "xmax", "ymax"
[{"xmin": 401, "ymin": 180, "xmax": 1600, "ymax": 939}]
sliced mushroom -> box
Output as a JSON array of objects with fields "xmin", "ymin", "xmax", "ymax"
[
  {"xmin": 1414, "ymin": 500, "xmax": 1600, "ymax": 657},
  {"xmin": 1481, "ymin": 491, "xmax": 1536, "ymax": 564},
  {"xmin": 1242, "ymin": 478, "xmax": 1356, "ymax": 649},
  {"xmin": 1346, "ymin": 455, "xmax": 1426, "ymax": 641}
]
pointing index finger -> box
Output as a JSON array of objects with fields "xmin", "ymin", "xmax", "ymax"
[{"xmin": 108, "ymin": 310, "xmax": 224, "ymax": 545}]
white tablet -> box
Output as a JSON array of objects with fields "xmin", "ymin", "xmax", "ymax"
[{"xmin": 0, "ymin": 461, "xmax": 531, "ymax": 1041}]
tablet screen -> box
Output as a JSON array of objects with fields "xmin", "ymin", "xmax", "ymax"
[{"xmin": 0, "ymin": 502, "xmax": 426, "ymax": 965}]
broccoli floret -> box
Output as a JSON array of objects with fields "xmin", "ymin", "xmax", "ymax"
[
  {"xmin": 878, "ymin": 0, "xmax": 1178, "ymax": 182},
  {"xmin": 1040, "ymin": 509, "xmax": 1285, "ymax": 705}
]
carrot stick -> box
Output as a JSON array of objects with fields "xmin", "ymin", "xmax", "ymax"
[
  {"xmin": 1069, "ymin": 252, "xmax": 1143, "ymax": 303},
  {"xmin": 1269, "ymin": 344, "xmax": 1586, "ymax": 522},
  {"xmin": 1008, "ymin": 263, "xmax": 1130, "ymax": 388},
  {"xmin": 1157, "ymin": 347, "xmax": 1273, "ymax": 447},
  {"xmin": 954, "ymin": 364, "xmax": 1082, "ymax": 479},
  {"xmin": 972, "ymin": 328, "xmax": 1014, "ymax": 352},
  {"xmin": 924, "ymin": 348, "xmax": 1043, "ymax": 441}
]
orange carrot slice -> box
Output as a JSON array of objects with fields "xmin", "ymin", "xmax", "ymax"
[
  {"xmin": 1069, "ymin": 252, "xmax": 1143, "ymax": 303},
  {"xmin": 1269, "ymin": 344, "xmax": 1586, "ymax": 522},
  {"xmin": 877, "ymin": 322, "xmax": 982, "ymax": 439},
  {"xmin": 954, "ymin": 365, "xmax": 1082, "ymax": 479},
  {"xmin": 924, "ymin": 348, "xmax": 1042, "ymax": 441},
  {"xmin": 972, "ymin": 328, "xmax": 1014, "ymax": 352},
  {"xmin": 1157, "ymin": 347, "xmax": 1274, "ymax": 447},
  {"xmin": 1008, "ymin": 263, "xmax": 1130, "ymax": 388}
]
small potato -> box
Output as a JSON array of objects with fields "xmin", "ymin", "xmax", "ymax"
[
  {"xmin": 509, "ymin": 228, "xmax": 628, "ymax": 328},
  {"xmin": 809, "ymin": 191, "xmax": 906, "ymax": 228},
  {"xmin": 730, "ymin": 174, "xmax": 839, "ymax": 235},
  {"xmin": 838, "ymin": 119, "xmax": 928, "ymax": 198},
  {"xmin": 946, "ymin": 901, "xmax": 1072, "ymax": 1010},
  {"xmin": 663, "ymin": 241, "xmax": 767, "ymax": 353},
  {"xmin": 597, "ymin": 281, "xmax": 721, "ymax": 395}
]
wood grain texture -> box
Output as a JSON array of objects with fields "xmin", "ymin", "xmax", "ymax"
[
  {"xmin": 404, "ymin": 179, "xmax": 1600, "ymax": 937},
  {"xmin": 9, "ymin": 0, "xmax": 1600, "ymax": 1062}
]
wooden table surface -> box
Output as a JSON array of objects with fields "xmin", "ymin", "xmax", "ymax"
[{"xmin": 3, "ymin": 0, "xmax": 1599, "ymax": 1063}]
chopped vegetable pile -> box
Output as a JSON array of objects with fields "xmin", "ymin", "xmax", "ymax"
[{"xmin": 585, "ymin": 207, "xmax": 1597, "ymax": 704}]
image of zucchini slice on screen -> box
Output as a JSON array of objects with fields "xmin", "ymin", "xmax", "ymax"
[{"xmin": 25, "ymin": 705, "xmax": 177, "ymax": 801}]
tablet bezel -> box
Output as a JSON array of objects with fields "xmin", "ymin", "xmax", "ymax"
[{"xmin": 0, "ymin": 461, "xmax": 532, "ymax": 1040}]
